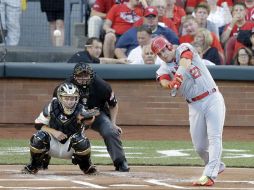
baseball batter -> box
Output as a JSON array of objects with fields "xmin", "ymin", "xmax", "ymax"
[{"xmin": 151, "ymin": 36, "xmax": 226, "ymax": 186}]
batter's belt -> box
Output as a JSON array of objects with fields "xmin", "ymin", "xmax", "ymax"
[{"xmin": 186, "ymin": 88, "xmax": 217, "ymax": 103}]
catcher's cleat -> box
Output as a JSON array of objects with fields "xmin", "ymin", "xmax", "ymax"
[
  {"xmin": 115, "ymin": 160, "xmax": 130, "ymax": 172},
  {"xmin": 192, "ymin": 176, "xmax": 214, "ymax": 186},
  {"xmin": 218, "ymin": 162, "xmax": 226, "ymax": 174},
  {"xmin": 83, "ymin": 165, "xmax": 98, "ymax": 175},
  {"xmin": 21, "ymin": 164, "xmax": 39, "ymax": 174}
]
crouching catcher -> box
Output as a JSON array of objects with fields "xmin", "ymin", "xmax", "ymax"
[{"xmin": 22, "ymin": 82, "xmax": 99, "ymax": 175}]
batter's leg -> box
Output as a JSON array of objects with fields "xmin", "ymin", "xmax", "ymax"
[
  {"xmin": 189, "ymin": 103, "xmax": 209, "ymax": 165},
  {"xmin": 203, "ymin": 93, "xmax": 226, "ymax": 180}
]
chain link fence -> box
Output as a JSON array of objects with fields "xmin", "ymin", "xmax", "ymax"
[{"xmin": 19, "ymin": 0, "xmax": 87, "ymax": 47}]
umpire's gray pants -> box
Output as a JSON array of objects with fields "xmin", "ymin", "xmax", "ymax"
[{"xmin": 91, "ymin": 112, "xmax": 126, "ymax": 163}]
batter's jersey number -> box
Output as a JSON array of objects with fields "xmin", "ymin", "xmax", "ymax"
[{"xmin": 190, "ymin": 66, "xmax": 201, "ymax": 79}]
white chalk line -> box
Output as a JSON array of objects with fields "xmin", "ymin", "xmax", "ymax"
[
  {"xmin": 1, "ymin": 178, "xmax": 254, "ymax": 190},
  {"xmin": 0, "ymin": 178, "xmax": 107, "ymax": 189},
  {"xmin": 109, "ymin": 184, "xmax": 149, "ymax": 187},
  {"xmin": 146, "ymin": 179, "xmax": 186, "ymax": 189},
  {"xmin": 0, "ymin": 187, "xmax": 86, "ymax": 189},
  {"xmin": 1, "ymin": 166, "xmax": 254, "ymax": 190},
  {"xmin": 71, "ymin": 180, "xmax": 107, "ymax": 189}
]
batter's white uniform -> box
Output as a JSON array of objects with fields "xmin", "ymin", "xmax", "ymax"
[{"xmin": 157, "ymin": 43, "xmax": 226, "ymax": 180}]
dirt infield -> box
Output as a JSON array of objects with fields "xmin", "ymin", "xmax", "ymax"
[
  {"xmin": 0, "ymin": 125, "xmax": 254, "ymax": 189},
  {"xmin": 1, "ymin": 165, "xmax": 254, "ymax": 189}
]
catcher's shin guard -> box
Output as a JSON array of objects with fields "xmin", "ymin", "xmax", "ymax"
[
  {"xmin": 41, "ymin": 154, "xmax": 51, "ymax": 170},
  {"xmin": 72, "ymin": 153, "xmax": 97, "ymax": 174},
  {"xmin": 22, "ymin": 152, "xmax": 48, "ymax": 174},
  {"xmin": 23, "ymin": 131, "xmax": 51, "ymax": 173},
  {"xmin": 69, "ymin": 133, "xmax": 96, "ymax": 174},
  {"xmin": 22, "ymin": 164, "xmax": 39, "ymax": 174}
]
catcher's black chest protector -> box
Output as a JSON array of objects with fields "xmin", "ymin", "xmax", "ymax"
[{"xmin": 49, "ymin": 100, "xmax": 81, "ymax": 141}]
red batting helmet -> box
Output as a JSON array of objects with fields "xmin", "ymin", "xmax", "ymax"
[{"xmin": 151, "ymin": 36, "xmax": 173, "ymax": 55}]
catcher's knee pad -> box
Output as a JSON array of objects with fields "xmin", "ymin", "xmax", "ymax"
[
  {"xmin": 30, "ymin": 130, "xmax": 50, "ymax": 154},
  {"xmin": 69, "ymin": 133, "xmax": 91, "ymax": 156}
]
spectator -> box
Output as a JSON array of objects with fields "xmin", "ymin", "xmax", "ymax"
[
  {"xmin": 185, "ymin": 0, "xmax": 233, "ymax": 14},
  {"xmin": 245, "ymin": 0, "xmax": 254, "ymax": 21},
  {"xmin": 68, "ymin": 37, "xmax": 129, "ymax": 64},
  {"xmin": 230, "ymin": 27, "xmax": 254, "ymax": 62},
  {"xmin": 102, "ymin": 0, "xmax": 144, "ymax": 58},
  {"xmin": 233, "ymin": 47, "xmax": 254, "ymax": 65},
  {"xmin": 192, "ymin": 42, "xmax": 216, "ymax": 65},
  {"xmin": 165, "ymin": 0, "xmax": 186, "ymax": 31},
  {"xmin": 141, "ymin": 44, "xmax": 160, "ymax": 64},
  {"xmin": 114, "ymin": 7, "xmax": 179, "ymax": 59},
  {"xmin": 250, "ymin": 28, "xmax": 254, "ymax": 54},
  {"xmin": 88, "ymin": 0, "xmax": 117, "ymax": 39},
  {"xmin": 206, "ymin": 0, "xmax": 232, "ymax": 36},
  {"xmin": 150, "ymin": 2, "xmax": 178, "ymax": 34},
  {"xmin": 130, "ymin": 44, "xmax": 163, "ymax": 64},
  {"xmin": 127, "ymin": 26, "xmax": 152, "ymax": 62},
  {"xmin": 192, "ymin": 28, "xmax": 222, "ymax": 64},
  {"xmin": 180, "ymin": 15, "xmax": 224, "ymax": 63},
  {"xmin": 221, "ymin": 2, "xmax": 254, "ymax": 45},
  {"xmin": 134, "ymin": 6, "xmax": 178, "ymax": 34},
  {"xmin": 0, "ymin": 0, "xmax": 22, "ymax": 45},
  {"xmin": 127, "ymin": 25, "xmax": 164, "ymax": 64},
  {"xmin": 193, "ymin": 2, "xmax": 219, "ymax": 38},
  {"xmin": 40, "ymin": 0, "xmax": 64, "ymax": 47}
]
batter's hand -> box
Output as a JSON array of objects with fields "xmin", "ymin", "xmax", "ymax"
[{"xmin": 168, "ymin": 74, "xmax": 183, "ymax": 89}]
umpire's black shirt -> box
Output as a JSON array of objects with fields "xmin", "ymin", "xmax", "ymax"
[
  {"xmin": 67, "ymin": 50, "xmax": 100, "ymax": 64},
  {"xmin": 54, "ymin": 75, "xmax": 116, "ymax": 116}
]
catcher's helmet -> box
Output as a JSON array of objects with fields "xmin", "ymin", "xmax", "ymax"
[
  {"xmin": 73, "ymin": 62, "xmax": 94, "ymax": 86},
  {"xmin": 57, "ymin": 82, "xmax": 80, "ymax": 115},
  {"xmin": 151, "ymin": 36, "xmax": 173, "ymax": 55}
]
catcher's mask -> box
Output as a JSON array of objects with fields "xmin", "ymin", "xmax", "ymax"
[
  {"xmin": 73, "ymin": 62, "xmax": 94, "ymax": 86},
  {"xmin": 151, "ymin": 36, "xmax": 173, "ymax": 55},
  {"xmin": 57, "ymin": 82, "xmax": 80, "ymax": 115}
]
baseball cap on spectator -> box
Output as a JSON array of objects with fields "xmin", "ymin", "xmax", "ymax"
[{"xmin": 144, "ymin": 6, "xmax": 158, "ymax": 17}]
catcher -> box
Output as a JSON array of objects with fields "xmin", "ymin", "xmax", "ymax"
[{"xmin": 22, "ymin": 82, "xmax": 99, "ymax": 175}]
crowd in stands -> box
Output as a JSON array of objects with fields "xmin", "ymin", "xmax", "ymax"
[
  {"xmin": 1, "ymin": 0, "xmax": 254, "ymax": 66},
  {"xmin": 83, "ymin": 0, "xmax": 254, "ymax": 65}
]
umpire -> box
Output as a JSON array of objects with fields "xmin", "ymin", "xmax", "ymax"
[{"xmin": 54, "ymin": 62, "xmax": 130, "ymax": 172}]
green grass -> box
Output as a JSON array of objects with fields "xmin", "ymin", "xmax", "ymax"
[{"xmin": 0, "ymin": 139, "xmax": 254, "ymax": 168}]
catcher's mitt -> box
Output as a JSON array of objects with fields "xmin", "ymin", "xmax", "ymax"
[{"xmin": 80, "ymin": 108, "xmax": 100, "ymax": 122}]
